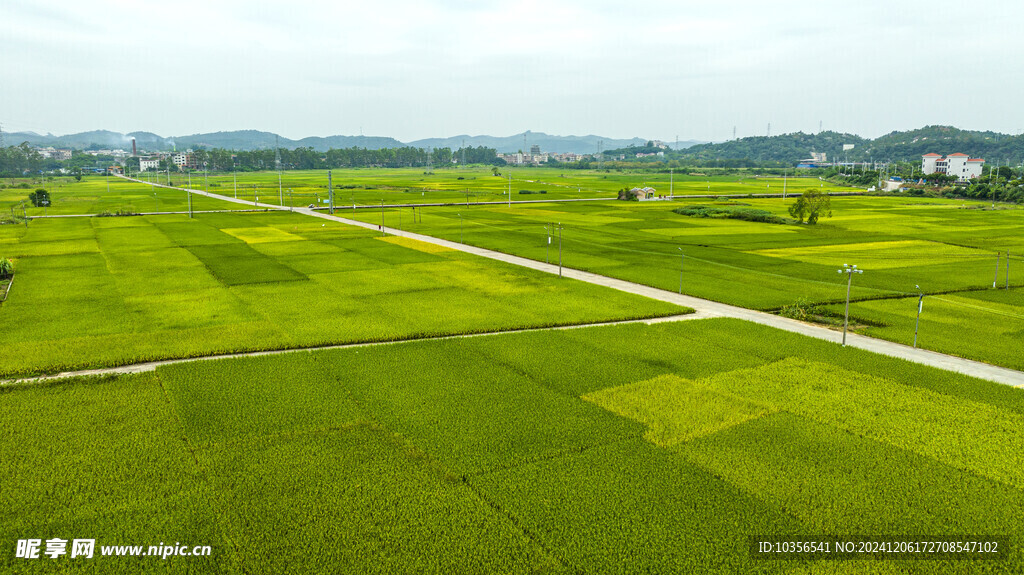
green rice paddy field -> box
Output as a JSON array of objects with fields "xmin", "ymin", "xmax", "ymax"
[
  {"xmin": 3, "ymin": 169, "xmax": 1024, "ymax": 573},
  {"xmin": 4, "ymin": 170, "xmax": 847, "ymax": 215},
  {"xmin": 199, "ymin": 166, "xmax": 847, "ymax": 206},
  {"xmin": 0, "ymin": 176, "xmax": 243, "ymax": 215},
  {"xmin": 342, "ymin": 195, "xmax": 1024, "ymax": 370},
  {"xmin": 187, "ymin": 167, "xmax": 845, "ymax": 208},
  {"xmin": 3, "ymin": 319, "xmax": 1023, "ymax": 573},
  {"xmin": 0, "ymin": 211, "xmax": 683, "ymax": 377}
]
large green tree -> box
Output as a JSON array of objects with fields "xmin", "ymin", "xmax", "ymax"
[{"xmin": 788, "ymin": 189, "xmax": 832, "ymax": 224}]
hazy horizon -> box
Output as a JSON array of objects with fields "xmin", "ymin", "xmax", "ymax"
[{"xmin": 5, "ymin": 0, "xmax": 1024, "ymax": 143}]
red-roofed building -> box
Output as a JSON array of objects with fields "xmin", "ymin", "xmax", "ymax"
[{"xmin": 922, "ymin": 153, "xmax": 984, "ymax": 181}]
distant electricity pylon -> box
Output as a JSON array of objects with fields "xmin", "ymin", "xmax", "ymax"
[
  {"xmin": 767, "ymin": 123, "xmax": 771, "ymax": 137},
  {"xmin": 274, "ymin": 135, "xmax": 281, "ymax": 172},
  {"xmin": 426, "ymin": 147, "xmax": 433, "ymax": 173},
  {"xmin": 597, "ymin": 140, "xmax": 603, "ymax": 170},
  {"xmin": 461, "ymin": 139, "xmax": 466, "ymax": 166},
  {"xmin": 733, "ymin": 126, "xmax": 737, "ymax": 140}
]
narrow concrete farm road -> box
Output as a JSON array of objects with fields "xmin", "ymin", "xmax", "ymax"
[
  {"xmin": 104, "ymin": 176, "xmax": 1024, "ymax": 388},
  {"xmin": 4, "ymin": 314, "xmax": 705, "ymax": 385}
]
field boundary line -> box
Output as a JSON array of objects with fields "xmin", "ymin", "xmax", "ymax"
[{"xmin": 0, "ymin": 313, "xmax": 706, "ymax": 386}]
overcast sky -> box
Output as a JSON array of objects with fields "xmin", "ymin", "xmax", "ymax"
[{"xmin": 3, "ymin": 0, "xmax": 1023, "ymax": 143}]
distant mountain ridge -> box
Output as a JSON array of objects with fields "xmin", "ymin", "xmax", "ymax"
[
  {"xmin": 10, "ymin": 126, "xmax": 1017, "ymax": 163},
  {"xmin": 407, "ymin": 131, "xmax": 706, "ymax": 154},
  {"xmin": 4, "ymin": 129, "xmax": 696, "ymax": 155}
]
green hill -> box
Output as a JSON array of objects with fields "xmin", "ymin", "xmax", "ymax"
[{"xmin": 678, "ymin": 126, "xmax": 1024, "ymax": 164}]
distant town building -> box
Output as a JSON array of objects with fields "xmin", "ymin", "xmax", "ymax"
[
  {"xmin": 921, "ymin": 153, "xmax": 984, "ymax": 181},
  {"xmin": 797, "ymin": 152, "xmax": 828, "ymax": 169},
  {"xmin": 496, "ymin": 151, "xmax": 598, "ymax": 165},
  {"xmin": 139, "ymin": 156, "xmax": 161, "ymax": 171},
  {"xmin": 35, "ymin": 147, "xmax": 73, "ymax": 160},
  {"xmin": 172, "ymin": 152, "xmax": 199, "ymax": 170},
  {"xmin": 84, "ymin": 149, "xmax": 129, "ymax": 159},
  {"xmin": 530, "ymin": 144, "xmax": 541, "ymax": 155}
]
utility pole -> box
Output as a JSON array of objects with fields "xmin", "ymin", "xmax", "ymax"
[
  {"xmin": 233, "ymin": 171, "xmax": 237, "ymax": 199},
  {"xmin": 328, "ymin": 170, "xmax": 334, "ymax": 215},
  {"xmin": 380, "ymin": 200, "xmax": 385, "ymax": 236},
  {"xmin": 994, "ymin": 252, "xmax": 1001, "ymax": 288},
  {"xmin": 458, "ymin": 213, "xmax": 463, "ymax": 243},
  {"xmin": 783, "ymin": 169, "xmax": 787, "ymax": 199},
  {"xmin": 508, "ymin": 171, "xmax": 512, "ymax": 207},
  {"xmin": 278, "ymin": 172, "xmax": 283, "ymax": 206},
  {"xmin": 288, "ymin": 188, "xmax": 293, "ymax": 212},
  {"xmin": 837, "ymin": 264, "xmax": 863, "ymax": 346},
  {"xmin": 557, "ymin": 223, "xmax": 563, "ymax": 277},
  {"xmin": 990, "ymin": 164, "xmax": 997, "ymax": 208},
  {"xmin": 677, "ymin": 248, "xmax": 684, "ymax": 294},
  {"xmin": 913, "ymin": 285, "xmax": 923, "ymax": 348},
  {"xmin": 544, "ymin": 224, "xmax": 551, "ymax": 264},
  {"xmin": 670, "ymin": 168, "xmax": 674, "ymax": 198},
  {"xmin": 1006, "ymin": 252, "xmax": 1011, "ymax": 289}
]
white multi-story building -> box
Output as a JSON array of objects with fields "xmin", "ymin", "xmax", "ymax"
[
  {"xmin": 922, "ymin": 153, "xmax": 984, "ymax": 181},
  {"xmin": 171, "ymin": 152, "xmax": 199, "ymax": 170},
  {"xmin": 139, "ymin": 157, "xmax": 161, "ymax": 171}
]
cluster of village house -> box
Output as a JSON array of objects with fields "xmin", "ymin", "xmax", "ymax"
[{"xmin": 33, "ymin": 142, "xmax": 987, "ymax": 183}]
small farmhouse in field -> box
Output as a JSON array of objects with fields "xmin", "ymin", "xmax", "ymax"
[{"xmin": 618, "ymin": 186, "xmax": 657, "ymax": 200}]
